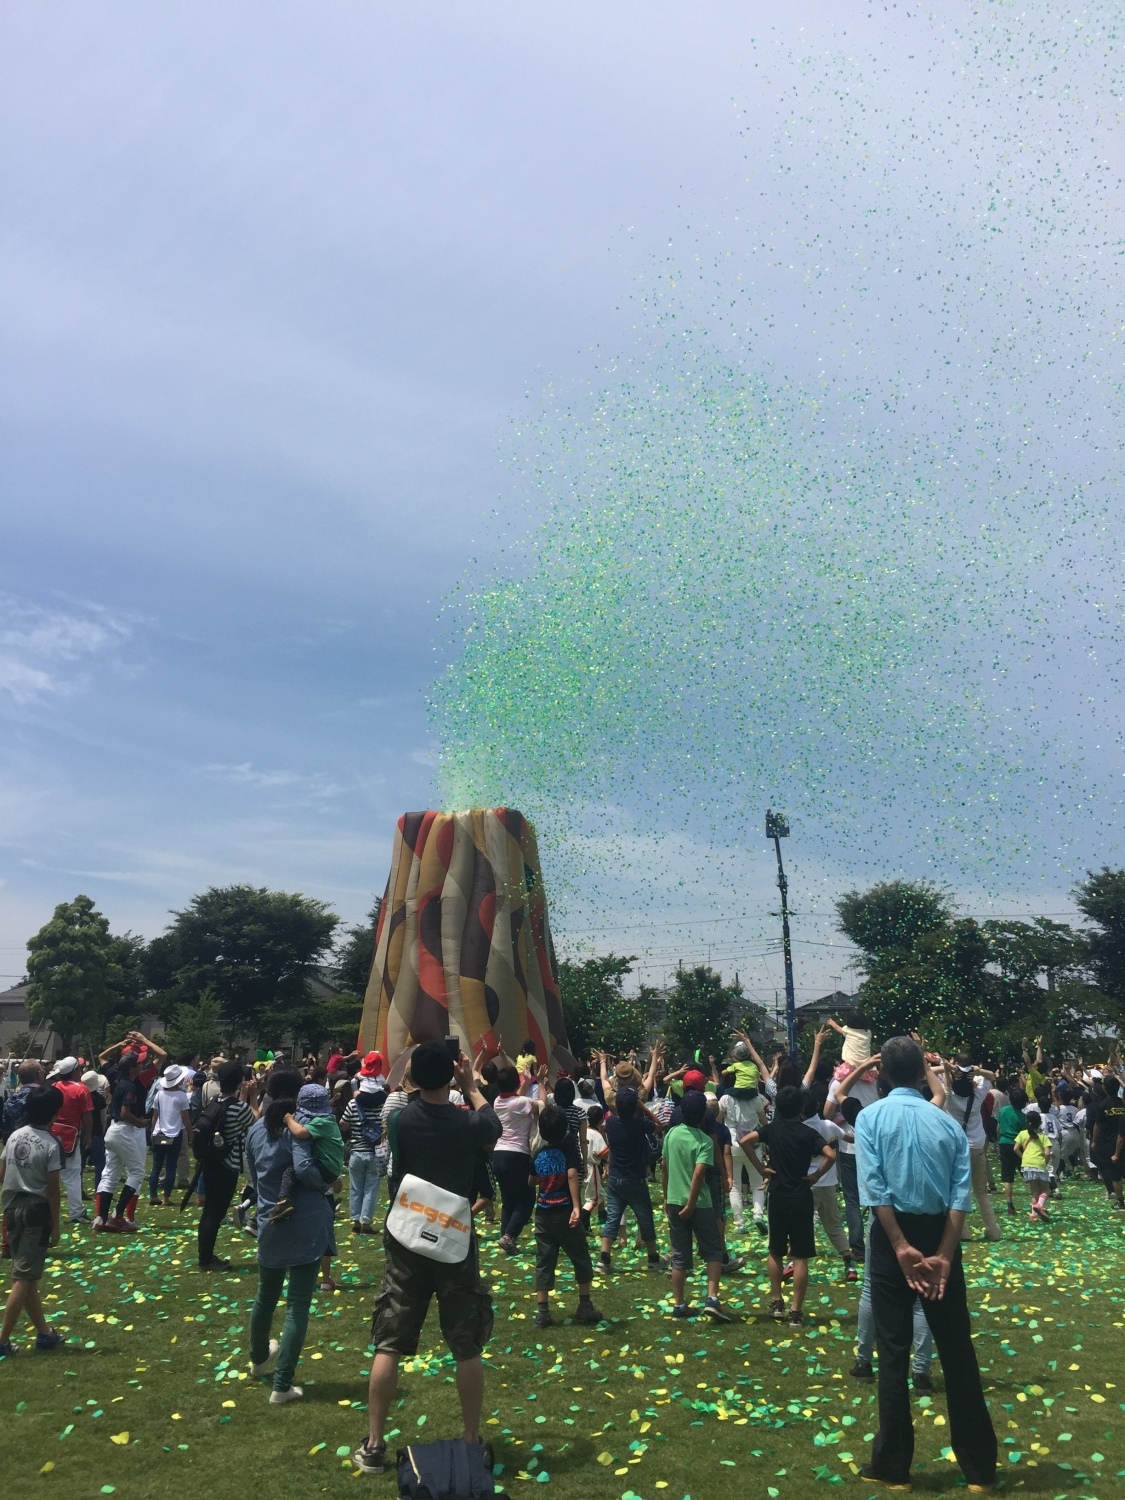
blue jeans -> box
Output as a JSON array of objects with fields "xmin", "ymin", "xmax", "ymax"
[
  {"xmin": 148, "ymin": 1137, "xmax": 181, "ymax": 1200},
  {"xmin": 348, "ymin": 1151, "xmax": 383, "ymax": 1226},
  {"xmin": 857, "ymin": 1220, "xmax": 932, "ymax": 1372},
  {"xmin": 604, "ymin": 1175, "xmax": 657, "ymax": 1243}
]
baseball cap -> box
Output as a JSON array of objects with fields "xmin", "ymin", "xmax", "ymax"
[
  {"xmin": 683, "ymin": 1068, "xmax": 708, "ymax": 1092},
  {"xmin": 47, "ymin": 1055, "xmax": 79, "ymax": 1080}
]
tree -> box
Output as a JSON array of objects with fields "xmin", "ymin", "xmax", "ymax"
[
  {"xmin": 26, "ymin": 895, "xmax": 141, "ymax": 1053},
  {"xmin": 335, "ymin": 899, "xmax": 381, "ymax": 998},
  {"xmin": 1074, "ymin": 868, "xmax": 1125, "ymax": 1008},
  {"xmin": 558, "ymin": 954, "xmax": 651, "ymax": 1057},
  {"xmin": 148, "ymin": 885, "xmax": 339, "ymax": 1042},
  {"xmin": 661, "ymin": 964, "xmax": 754, "ymax": 1068},
  {"xmin": 836, "ymin": 880, "xmax": 952, "ymax": 954},
  {"xmin": 163, "ymin": 990, "xmax": 223, "ymax": 1061}
]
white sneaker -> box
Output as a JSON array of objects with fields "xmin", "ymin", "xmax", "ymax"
[
  {"xmin": 250, "ymin": 1338, "xmax": 280, "ymax": 1377},
  {"xmin": 269, "ymin": 1384, "xmax": 303, "ymax": 1405}
]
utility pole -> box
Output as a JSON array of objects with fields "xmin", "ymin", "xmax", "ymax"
[{"xmin": 766, "ymin": 810, "xmax": 798, "ymax": 1058}]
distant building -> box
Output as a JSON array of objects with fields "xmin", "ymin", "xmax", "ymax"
[
  {"xmin": 794, "ymin": 989, "xmax": 857, "ymax": 1028},
  {"xmin": 0, "ymin": 982, "xmax": 61, "ymax": 1060}
]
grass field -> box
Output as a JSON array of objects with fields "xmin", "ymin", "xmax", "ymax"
[{"xmin": 2, "ymin": 1176, "xmax": 1123, "ymax": 1500}]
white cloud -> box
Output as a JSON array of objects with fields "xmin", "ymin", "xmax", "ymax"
[
  {"xmin": 0, "ymin": 595, "xmax": 133, "ymax": 706},
  {"xmin": 203, "ymin": 763, "xmax": 344, "ymax": 799}
]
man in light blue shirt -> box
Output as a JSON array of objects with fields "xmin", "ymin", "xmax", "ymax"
[{"xmin": 855, "ymin": 1036, "xmax": 996, "ymax": 1492}]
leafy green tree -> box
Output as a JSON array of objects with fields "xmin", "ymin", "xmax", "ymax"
[
  {"xmin": 836, "ymin": 880, "xmax": 952, "ymax": 954},
  {"xmin": 26, "ymin": 895, "xmax": 141, "ymax": 1052},
  {"xmin": 334, "ymin": 899, "xmax": 381, "ymax": 998},
  {"xmin": 163, "ymin": 990, "xmax": 223, "ymax": 1061},
  {"xmin": 1074, "ymin": 868, "xmax": 1125, "ymax": 1008},
  {"xmin": 558, "ymin": 954, "xmax": 650, "ymax": 1057},
  {"xmin": 661, "ymin": 964, "xmax": 753, "ymax": 1068},
  {"xmin": 148, "ymin": 885, "xmax": 339, "ymax": 1041}
]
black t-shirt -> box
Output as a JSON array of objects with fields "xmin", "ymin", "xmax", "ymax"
[
  {"xmin": 110, "ymin": 1076, "xmax": 148, "ymax": 1124},
  {"xmin": 756, "ymin": 1117, "xmax": 826, "ymax": 1194},
  {"xmin": 390, "ymin": 1097, "xmax": 501, "ymax": 1201},
  {"xmin": 1091, "ymin": 1098, "xmax": 1125, "ymax": 1157},
  {"xmin": 604, "ymin": 1114, "xmax": 654, "ymax": 1180},
  {"xmin": 90, "ymin": 1092, "xmax": 106, "ymax": 1139}
]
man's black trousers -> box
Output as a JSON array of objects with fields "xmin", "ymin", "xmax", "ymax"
[{"xmin": 869, "ymin": 1212, "xmax": 996, "ymax": 1486}]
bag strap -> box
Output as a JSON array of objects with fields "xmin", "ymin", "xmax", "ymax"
[{"xmin": 961, "ymin": 1086, "xmax": 975, "ymax": 1132}]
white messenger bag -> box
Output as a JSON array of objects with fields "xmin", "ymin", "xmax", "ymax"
[{"xmin": 386, "ymin": 1173, "xmax": 473, "ymax": 1264}]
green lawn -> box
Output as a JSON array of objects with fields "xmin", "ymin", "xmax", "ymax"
[{"xmin": 3, "ymin": 1177, "xmax": 1123, "ymax": 1500}]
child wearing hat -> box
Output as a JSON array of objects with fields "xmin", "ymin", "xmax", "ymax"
[{"xmin": 268, "ymin": 1085, "xmax": 346, "ymax": 1221}]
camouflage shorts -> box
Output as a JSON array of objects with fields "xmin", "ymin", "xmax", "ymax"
[{"xmin": 371, "ymin": 1230, "xmax": 493, "ymax": 1361}]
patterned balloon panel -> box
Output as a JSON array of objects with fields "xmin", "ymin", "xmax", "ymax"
[{"xmin": 358, "ymin": 808, "xmax": 571, "ymax": 1071}]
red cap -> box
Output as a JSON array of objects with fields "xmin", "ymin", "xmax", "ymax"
[
  {"xmin": 683, "ymin": 1068, "xmax": 708, "ymax": 1092},
  {"xmin": 360, "ymin": 1050, "xmax": 385, "ymax": 1077}
]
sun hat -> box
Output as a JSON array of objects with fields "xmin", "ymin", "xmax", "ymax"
[
  {"xmin": 161, "ymin": 1063, "xmax": 188, "ymax": 1089},
  {"xmin": 360, "ymin": 1050, "xmax": 385, "ymax": 1077},
  {"xmin": 296, "ymin": 1083, "xmax": 332, "ymax": 1116}
]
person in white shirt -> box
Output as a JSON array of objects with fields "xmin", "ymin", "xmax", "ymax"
[
  {"xmin": 942, "ymin": 1055, "xmax": 1001, "ymax": 1240},
  {"xmin": 149, "ymin": 1065, "xmax": 192, "ymax": 1206},
  {"xmin": 718, "ymin": 1088, "xmax": 767, "ymax": 1233},
  {"xmin": 803, "ymin": 1095, "xmax": 856, "ymax": 1279}
]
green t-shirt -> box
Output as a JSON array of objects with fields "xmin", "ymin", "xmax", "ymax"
[
  {"xmin": 997, "ymin": 1104, "xmax": 1024, "ymax": 1145},
  {"xmin": 662, "ymin": 1122, "xmax": 713, "ymax": 1205},
  {"xmin": 301, "ymin": 1113, "xmax": 345, "ymax": 1179},
  {"xmin": 727, "ymin": 1059, "xmax": 760, "ymax": 1090}
]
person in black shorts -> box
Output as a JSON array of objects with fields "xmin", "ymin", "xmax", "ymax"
[
  {"xmin": 1089, "ymin": 1076, "xmax": 1125, "ymax": 1211},
  {"xmin": 740, "ymin": 1085, "xmax": 835, "ymax": 1327}
]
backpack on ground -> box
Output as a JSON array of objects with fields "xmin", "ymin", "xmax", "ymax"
[
  {"xmin": 191, "ymin": 1096, "xmax": 232, "ymax": 1170},
  {"xmin": 357, "ymin": 1090, "xmax": 386, "ymax": 1150},
  {"xmin": 396, "ymin": 1439, "xmax": 496, "ymax": 1499}
]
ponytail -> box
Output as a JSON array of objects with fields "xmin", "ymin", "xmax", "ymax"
[{"xmin": 1025, "ymin": 1109, "xmax": 1041, "ymax": 1138}]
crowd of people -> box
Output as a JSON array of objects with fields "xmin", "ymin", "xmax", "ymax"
[{"xmin": 1, "ymin": 1013, "xmax": 1123, "ymax": 1490}]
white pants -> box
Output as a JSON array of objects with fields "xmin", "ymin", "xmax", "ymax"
[
  {"xmin": 60, "ymin": 1147, "xmax": 85, "ymax": 1219},
  {"xmin": 728, "ymin": 1143, "xmax": 765, "ymax": 1227},
  {"xmin": 812, "ymin": 1184, "xmax": 852, "ymax": 1259},
  {"xmin": 99, "ymin": 1123, "xmax": 148, "ymax": 1200}
]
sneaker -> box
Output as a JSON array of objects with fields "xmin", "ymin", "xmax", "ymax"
[
  {"xmin": 844, "ymin": 1261, "xmax": 858, "ymax": 1283},
  {"xmin": 236, "ymin": 1203, "xmax": 248, "ymax": 1229},
  {"xmin": 912, "ymin": 1369, "xmax": 933, "ymax": 1394},
  {"xmin": 722, "ymin": 1253, "xmax": 745, "ymax": 1273},
  {"xmin": 499, "ymin": 1234, "xmax": 518, "ymax": 1256},
  {"xmin": 671, "ymin": 1303, "xmax": 698, "ymax": 1319},
  {"xmin": 352, "ymin": 1219, "xmax": 363, "ymax": 1235},
  {"xmin": 646, "ymin": 1254, "xmax": 669, "ymax": 1271},
  {"xmin": 117, "ymin": 1217, "xmax": 140, "ymax": 1233},
  {"xmin": 319, "ymin": 1277, "xmax": 337, "ymax": 1292},
  {"xmin": 787, "ymin": 1308, "xmax": 805, "ymax": 1327},
  {"xmin": 352, "ymin": 1439, "xmax": 387, "ymax": 1475},
  {"xmin": 251, "ymin": 1338, "xmax": 280, "ymax": 1377},
  {"xmin": 534, "ymin": 1305, "xmax": 556, "ymax": 1328},
  {"xmin": 594, "ymin": 1255, "xmax": 613, "ymax": 1277},
  {"xmin": 753, "ymin": 1216, "xmax": 768, "ymax": 1237},
  {"xmin": 200, "ymin": 1257, "xmax": 232, "ymax": 1272},
  {"xmin": 267, "ymin": 1199, "xmax": 294, "ymax": 1223},
  {"xmin": 268, "ymin": 1384, "xmax": 304, "ymax": 1405},
  {"xmin": 860, "ymin": 1463, "xmax": 912, "ymax": 1491},
  {"xmin": 0, "ymin": 1341, "xmax": 16, "ymax": 1358},
  {"xmin": 1005, "ymin": 1201, "xmax": 1017, "ymax": 1216},
  {"xmin": 35, "ymin": 1330, "xmax": 65, "ymax": 1352},
  {"xmin": 702, "ymin": 1296, "xmax": 733, "ymax": 1323},
  {"xmin": 850, "ymin": 1358, "xmax": 874, "ymax": 1383},
  {"xmin": 92, "ymin": 1216, "xmax": 107, "ymax": 1233},
  {"xmin": 770, "ymin": 1299, "xmax": 786, "ymax": 1321},
  {"xmin": 360, "ymin": 1222, "xmax": 374, "ymax": 1234},
  {"xmin": 574, "ymin": 1297, "xmax": 603, "ymax": 1324}
]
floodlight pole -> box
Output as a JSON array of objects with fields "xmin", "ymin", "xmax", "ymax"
[{"xmin": 766, "ymin": 810, "xmax": 798, "ymax": 1059}]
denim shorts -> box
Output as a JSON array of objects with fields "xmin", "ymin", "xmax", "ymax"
[{"xmin": 603, "ymin": 1176, "xmax": 656, "ymax": 1241}]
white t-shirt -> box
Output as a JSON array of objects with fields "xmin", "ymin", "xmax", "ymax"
[
  {"xmin": 585, "ymin": 1127, "xmax": 608, "ymax": 1172},
  {"xmin": 719, "ymin": 1091, "xmax": 764, "ymax": 1140},
  {"xmin": 943, "ymin": 1077, "xmax": 990, "ymax": 1148},
  {"xmin": 1, "ymin": 1124, "xmax": 62, "ymax": 1198},
  {"xmin": 152, "ymin": 1087, "xmax": 190, "ymax": 1138},
  {"xmin": 805, "ymin": 1116, "xmax": 845, "ymax": 1188}
]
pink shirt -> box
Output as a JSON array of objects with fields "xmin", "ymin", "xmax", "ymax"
[{"xmin": 494, "ymin": 1093, "xmax": 536, "ymax": 1154}]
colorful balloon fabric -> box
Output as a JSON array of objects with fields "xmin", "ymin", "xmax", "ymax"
[{"xmin": 358, "ymin": 808, "xmax": 573, "ymax": 1071}]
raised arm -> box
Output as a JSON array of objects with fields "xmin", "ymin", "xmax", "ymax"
[
  {"xmin": 825, "ymin": 1016, "xmax": 846, "ymax": 1036},
  {"xmin": 641, "ymin": 1043, "xmax": 663, "ymax": 1098},
  {"xmin": 803, "ymin": 1027, "xmax": 830, "ymax": 1087},
  {"xmin": 833, "ymin": 1053, "xmax": 880, "ymax": 1105},
  {"xmin": 923, "ymin": 1057, "xmax": 946, "ymax": 1109}
]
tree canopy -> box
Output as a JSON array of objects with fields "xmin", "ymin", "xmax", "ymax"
[{"xmin": 26, "ymin": 895, "xmax": 142, "ymax": 1052}]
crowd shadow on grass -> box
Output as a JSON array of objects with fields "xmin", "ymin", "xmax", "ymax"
[{"xmin": 907, "ymin": 1461, "xmax": 1081, "ymax": 1494}]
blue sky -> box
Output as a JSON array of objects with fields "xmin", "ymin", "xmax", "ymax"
[{"xmin": 1, "ymin": 2, "xmax": 1117, "ymax": 1009}]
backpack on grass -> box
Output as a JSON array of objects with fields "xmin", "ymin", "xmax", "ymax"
[{"xmin": 396, "ymin": 1439, "xmax": 496, "ymax": 1499}]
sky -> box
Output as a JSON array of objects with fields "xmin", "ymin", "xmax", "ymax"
[{"xmin": 2, "ymin": 2, "xmax": 1120, "ymax": 1014}]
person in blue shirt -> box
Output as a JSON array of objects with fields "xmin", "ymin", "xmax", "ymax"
[{"xmin": 855, "ymin": 1036, "xmax": 997, "ymax": 1493}]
